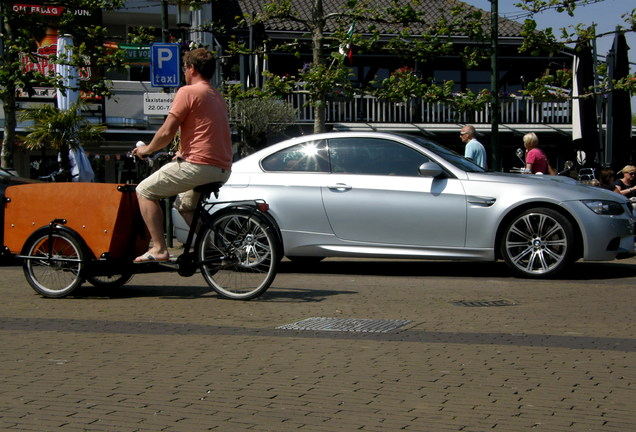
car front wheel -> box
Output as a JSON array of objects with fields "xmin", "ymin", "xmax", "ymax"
[{"xmin": 501, "ymin": 207, "xmax": 577, "ymax": 278}]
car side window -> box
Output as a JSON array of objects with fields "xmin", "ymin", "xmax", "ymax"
[
  {"xmin": 328, "ymin": 138, "xmax": 429, "ymax": 176},
  {"xmin": 261, "ymin": 140, "xmax": 329, "ymax": 172}
]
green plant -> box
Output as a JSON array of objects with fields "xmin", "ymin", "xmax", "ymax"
[
  {"xmin": 229, "ymin": 98, "xmax": 297, "ymax": 157},
  {"xmin": 19, "ymin": 101, "xmax": 105, "ymax": 179},
  {"xmin": 19, "ymin": 102, "xmax": 105, "ymax": 151},
  {"xmin": 373, "ymin": 67, "xmax": 424, "ymax": 101}
]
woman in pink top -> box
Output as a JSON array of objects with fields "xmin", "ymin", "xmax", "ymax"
[{"xmin": 523, "ymin": 132, "xmax": 553, "ymax": 175}]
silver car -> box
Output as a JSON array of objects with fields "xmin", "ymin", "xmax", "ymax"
[{"xmin": 173, "ymin": 132, "xmax": 635, "ymax": 278}]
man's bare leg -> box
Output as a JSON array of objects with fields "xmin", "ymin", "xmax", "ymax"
[
  {"xmin": 180, "ymin": 210, "xmax": 194, "ymax": 227},
  {"xmin": 135, "ymin": 195, "xmax": 170, "ymax": 262}
]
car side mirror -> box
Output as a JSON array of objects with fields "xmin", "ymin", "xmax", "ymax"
[{"xmin": 418, "ymin": 162, "xmax": 443, "ymax": 178}]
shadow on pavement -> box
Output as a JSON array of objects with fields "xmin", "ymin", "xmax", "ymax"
[
  {"xmin": 66, "ymin": 284, "xmax": 215, "ymax": 300},
  {"xmin": 279, "ymin": 259, "xmax": 636, "ymax": 281},
  {"xmin": 68, "ymin": 283, "xmax": 354, "ymax": 302},
  {"xmin": 46, "ymin": 258, "xmax": 636, "ymax": 300}
]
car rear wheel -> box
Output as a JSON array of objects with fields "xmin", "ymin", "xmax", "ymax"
[{"xmin": 501, "ymin": 207, "xmax": 576, "ymax": 278}]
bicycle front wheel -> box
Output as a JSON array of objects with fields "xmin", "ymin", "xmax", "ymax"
[
  {"xmin": 22, "ymin": 230, "xmax": 85, "ymax": 298},
  {"xmin": 197, "ymin": 210, "xmax": 278, "ymax": 300}
]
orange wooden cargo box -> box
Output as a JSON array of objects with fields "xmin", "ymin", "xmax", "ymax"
[{"xmin": 3, "ymin": 183, "xmax": 149, "ymax": 259}]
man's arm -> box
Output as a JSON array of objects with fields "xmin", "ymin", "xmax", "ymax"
[{"xmin": 134, "ymin": 113, "xmax": 180, "ymax": 158}]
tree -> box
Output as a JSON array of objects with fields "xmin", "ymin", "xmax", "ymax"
[
  {"xmin": 213, "ymin": 0, "xmax": 634, "ymax": 164},
  {"xmin": 18, "ymin": 101, "xmax": 105, "ymax": 180},
  {"xmin": 223, "ymin": 82, "xmax": 298, "ymax": 156},
  {"xmin": 230, "ymin": 97, "xmax": 298, "ymax": 157},
  {"xmin": 515, "ymin": 0, "xmax": 635, "ymax": 165},
  {"xmin": 0, "ymin": 0, "xmax": 126, "ymax": 170},
  {"xmin": 515, "ymin": 0, "xmax": 635, "ymax": 97},
  {"xmin": 213, "ymin": 0, "xmax": 491, "ymax": 134}
]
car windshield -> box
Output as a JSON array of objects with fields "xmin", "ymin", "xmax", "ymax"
[{"xmin": 405, "ymin": 134, "xmax": 486, "ymax": 173}]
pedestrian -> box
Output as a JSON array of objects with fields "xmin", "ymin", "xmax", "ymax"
[
  {"xmin": 596, "ymin": 167, "xmax": 615, "ymax": 190},
  {"xmin": 523, "ymin": 132, "xmax": 554, "ymax": 175},
  {"xmin": 131, "ymin": 48, "xmax": 233, "ymax": 263},
  {"xmin": 613, "ymin": 165, "xmax": 636, "ymax": 198},
  {"xmin": 459, "ymin": 125, "xmax": 487, "ymax": 169}
]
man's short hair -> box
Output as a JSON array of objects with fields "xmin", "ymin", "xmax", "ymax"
[{"xmin": 183, "ymin": 48, "xmax": 216, "ymax": 80}]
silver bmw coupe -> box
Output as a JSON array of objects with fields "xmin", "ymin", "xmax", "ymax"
[{"xmin": 174, "ymin": 132, "xmax": 635, "ymax": 278}]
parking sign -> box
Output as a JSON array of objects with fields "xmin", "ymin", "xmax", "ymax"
[{"xmin": 150, "ymin": 43, "xmax": 180, "ymax": 87}]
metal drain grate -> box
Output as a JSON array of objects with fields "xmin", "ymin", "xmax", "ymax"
[
  {"xmin": 451, "ymin": 299, "xmax": 517, "ymax": 307},
  {"xmin": 276, "ymin": 317, "xmax": 412, "ymax": 333}
]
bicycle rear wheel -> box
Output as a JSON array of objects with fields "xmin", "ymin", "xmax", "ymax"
[{"xmin": 197, "ymin": 209, "xmax": 278, "ymax": 300}]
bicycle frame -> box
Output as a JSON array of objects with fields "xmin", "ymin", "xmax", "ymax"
[{"xmin": 169, "ymin": 182, "xmax": 271, "ymax": 276}]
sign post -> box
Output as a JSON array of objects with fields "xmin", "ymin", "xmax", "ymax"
[
  {"xmin": 150, "ymin": 43, "xmax": 180, "ymax": 87},
  {"xmin": 149, "ymin": 42, "xmax": 179, "ymax": 247}
]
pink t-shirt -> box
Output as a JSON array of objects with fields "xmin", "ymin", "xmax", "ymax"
[
  {"xmin": 169, "ymin": 81, "xmax": 232, "ymax": 170},
  {"xmin": 526, "ymin": 148, "xmax": 548, "ymax": 174}
]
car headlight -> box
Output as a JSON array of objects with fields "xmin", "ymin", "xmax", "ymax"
[{"xmin": 582, "ymin": 200, "xmax": 624, "ymax": 215}]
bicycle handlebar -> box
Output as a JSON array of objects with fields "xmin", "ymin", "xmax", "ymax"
[{"xmin": 128, "ymin": 141, "xmax": 174, "ymax": 164}]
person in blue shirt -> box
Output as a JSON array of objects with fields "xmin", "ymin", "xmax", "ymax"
[{"xmin": 460, "ymin": 125, "xmax": 487, "ymax": 169}]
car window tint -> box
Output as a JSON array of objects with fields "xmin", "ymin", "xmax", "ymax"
[
  {"xmin": 261, "ymin": 140, "xmax": 329, "ymax": 172},
  {"xmin": 328, "ymin": 138, "xmax": 429, "ymax": 176},
  {"xmin": 406, "ymin": 134, "xmax": 484, "ymax": 172}
]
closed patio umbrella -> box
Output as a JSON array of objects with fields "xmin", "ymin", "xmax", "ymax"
[
  {"xmin": 55, "ymin": 34, "xmax": 94, "ymax": 182},
  {"xmin": 607, "ymin": 31, "xmax": 632, "ymax": 165},
  {"xmin": 572, "ymin": 40, "xmax": 600, "ymax": 167},
  {"xmin": 56, "ymin": 34, "xmax": 79, "ymax": 111}
]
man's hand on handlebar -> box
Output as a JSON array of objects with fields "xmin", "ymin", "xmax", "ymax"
[
  {"xmin": 129, "ymin": 141, "xmax": 175, "ymax": 168},
  {"xmin": 130, "ymin": 141, "xmax": 149, "ymax": 159}
]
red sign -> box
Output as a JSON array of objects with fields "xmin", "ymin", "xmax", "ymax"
[{"xmin": 12, "ymin": 4, "xmax": 66, "ymax": 16}]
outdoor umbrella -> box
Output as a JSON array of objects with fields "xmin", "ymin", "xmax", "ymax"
[
  {"xmin": 607, "ymin": 31, "xmax": 632, "ymax": 165},
  {"xmin": 56, "ymin": 34, "xmax": 79, "ymax": 110},
  {"xmin": 572, "ymin": 40, "xmax": 600, "ymax": 167},
  {"xmin": 55, "ymin": 34, "xmax": 94, "ymax": 182}
]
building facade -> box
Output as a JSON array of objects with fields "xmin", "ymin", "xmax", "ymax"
[{"xmin": 3, "ymin": 0, "xmax": 629, "ymax": 180}]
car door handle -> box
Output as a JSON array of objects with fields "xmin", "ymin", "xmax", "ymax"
[{"xmin": 328, "ymin": 183, "xmax": 352, "ymax": 192}]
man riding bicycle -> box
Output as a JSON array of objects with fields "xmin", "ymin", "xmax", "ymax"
[{"xmin": 131, "ymin": 48, "xmax": 232, "ymax": 263}]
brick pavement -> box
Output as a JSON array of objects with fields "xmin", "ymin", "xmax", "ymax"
[{"xmin": 1, "ymin": 257, "xmax": 635, "ymax": 431}]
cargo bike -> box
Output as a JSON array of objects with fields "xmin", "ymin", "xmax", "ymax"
[{"xmin": 1, "ymin": 182, "xmax": 279, "ymax": 300}]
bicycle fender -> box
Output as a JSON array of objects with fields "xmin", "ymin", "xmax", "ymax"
[{"xmin": 19, "ymin": 224, "xmax": 92, "ymax": 260}]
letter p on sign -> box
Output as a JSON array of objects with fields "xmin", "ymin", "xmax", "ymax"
[
  {"xmin": 157, "ymin": 48, "xmax": 173, "ymax": 68},
  {"xmin": 150, "ymin": 43, "xmax": 180, "ymax": 88}
]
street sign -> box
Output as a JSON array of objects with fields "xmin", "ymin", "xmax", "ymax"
[
  {"xmin": 143, "ymin": 92, "xmax": 175, "ymax": 115},
  {"xmin": 150, "ymin": 43, "xmax": 180, "ymax": 87}
]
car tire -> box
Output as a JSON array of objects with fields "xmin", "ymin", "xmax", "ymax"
[{"xmin": 500, "ymin": 207, "xmax": 577, "ymax": 278}]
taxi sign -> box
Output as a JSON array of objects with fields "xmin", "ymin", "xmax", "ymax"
[
  {"xmin": 150, "ymin": 43, "xmax": 180, "ymax": 87},
  {"xmin": 143, "ymin": 92, "xmax": 174, "ymax": 115}
]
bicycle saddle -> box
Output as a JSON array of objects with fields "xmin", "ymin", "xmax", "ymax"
[{"xmin": 194, "ymin": 181, "xmax": 224, "ymax": 198}]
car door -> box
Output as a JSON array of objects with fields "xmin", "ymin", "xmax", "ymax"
[
  {"xmin": 257, "ymin": 139, "xmax": 334, "ymax": 235},
  {"xmin": 321, "ymin": 137, "xmax": 467, "ymax": 247}
]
